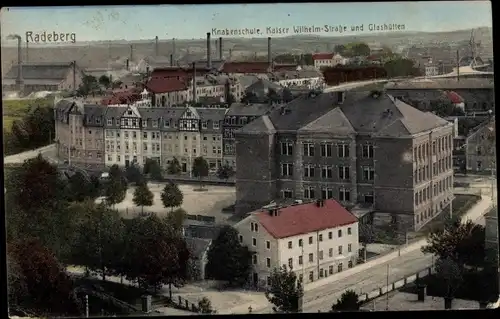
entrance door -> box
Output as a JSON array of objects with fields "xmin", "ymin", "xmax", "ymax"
[
  {"xmin": 252, "ymin": 273, "xmax": 258, "ymax": 286},
  {"xmin": 125, "ymin": 160, "xmax": 130, "ymax": 167},
  {"xmin": 182, "ymin": 163, "xmax": 187, "ymax": 173}
]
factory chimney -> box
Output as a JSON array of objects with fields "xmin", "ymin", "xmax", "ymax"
[
  {"xmin": 206, "ymin": 32, "xmax": 212, "ymax": 69},
  {"xmin": 268, "ymin": 37, "xmax": 272, "ymax": 72},
  {"xmin": 192, "ymin": 62, "xmax": 197, "ymax": 103},
  {"xmin": 172, "ymin": 38, "xmax": 176, "ymax": 62},
  {"xmin": 126, "ymin": 59, "xmax": 129, "ymax": 71},
  {"xmin": 129, "ymin": 44, "xmax": 133, "ymax": 61},
  {"xmin": 155, "ymin": 36, "xmax": 159, "ymax": 56},
  {"xmin": 170, "ymin": 54, "xmax": 174, "ymax": 67},
  {"xmin": 219, "ymin": 37, "xmax": 223, "ymax": 60}
]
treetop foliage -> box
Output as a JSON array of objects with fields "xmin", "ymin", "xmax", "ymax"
[{"xmin": 265, "ymin": 265, "xmax": 303, "ymax": 313}]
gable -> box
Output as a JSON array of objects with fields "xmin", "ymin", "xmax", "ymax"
[
  {"xmin": 122, "ymin": 105, "xmax": 141, "ymax": 118},
  {"xmin": 180, "ymin": 106, "xmax": 200, "ymax": 119}
]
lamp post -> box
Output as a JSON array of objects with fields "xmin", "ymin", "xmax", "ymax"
[{"xmin": 7, "ymin": 34, "xmax": 23, "ymax": 92}]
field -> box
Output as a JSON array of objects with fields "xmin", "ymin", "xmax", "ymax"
[{"xmin": 2, "ymin": 98, "xmax": 52, "ymax": 131}]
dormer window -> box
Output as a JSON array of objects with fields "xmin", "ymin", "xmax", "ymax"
[
  {"xmin": 115, "ymin": 119, "xmax": 120, "ymax": 125},
  {"xmin": 107, "ymin": 118, "xmax": 113, "ymax": 125},
  {"xmin": 95, "ymin": 118, "xmax": 101, "ymax": 124},
  {"xmin": 202, "ymin": 121, "xmax": 208, "ymax": 129},
  {"xmin": 142, "ymin": 120, "xmax": 147, "ymax": 127},
  {"xmin": 213, "ymin": 121, "xmax": 219, "ymax": 129},
  {"xmin": 164, "ymin": 119, "xmax": 170, "ymax": 128}
]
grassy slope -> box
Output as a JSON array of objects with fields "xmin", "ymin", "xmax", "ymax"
[{"xmin": 2, "ymin": 98, "xmax": 53, "ymax": 131}]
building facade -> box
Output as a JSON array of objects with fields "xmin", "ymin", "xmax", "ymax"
[
  {"xmin": 234, "ymin": 199, "xmax": 359, "ymax": 288},
  {"xmin": 234, "ymin": 91, "xmax": 455, "ymax": 231},
  {"xmin": 465, "ymin": 116, "xmax": 496, "ymax": 173}
]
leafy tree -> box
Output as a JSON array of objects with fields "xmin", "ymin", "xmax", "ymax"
[
  {"xmin": 198, "ymin": 297, "xmax": 216, "ymax": 314},
  {"xmin": 435, "ymin": 257, "xmax": 464, "ymax": 307},
  {"xmin": 330, "ymin": 290, "xmax": 360, "ymax": 312},
  {"xmin": 241, "ymin": 91, "xmax": 259, "ymax": 104},
  {"xmin": 8, "ymin": 239, "xmax": 82, "ymax": 316},
  {"xmin": 383, "ymin": 58, "xmax": 421, "ymax": 77},
  {"xmin": 216, "ymin": 164, "xmax": 235, "ymax": 182},
  {"xmin": 167, "ymin": 157, "xmax": 182, "ymax": 175},
  {"xmin": 132, "ymin": 181, "xmax": 154, "ymax": 214},
  {"xmin": 98, "ymin": 75, "xmax": 111, "ymax": 89},
  {"xmin": 282, "ymin": 87, "xmax": 294, "ymax": 103},
  {"xmin": 192, "ymin": 156, "xmax": 209, "ymax": 188},
  {"xmin": 166, "ymin": 208, "xmax": 188, "ymax": 231},
  {"xmin": 67, "ymin": 171, "xmax": 96, "ymax": 202},
  {"xmin": 105, "ymin": 165, "xmax": 127, "ymax": 207},
  {"xmin": 144, "ymin": 159, "xmax": 163, "ymax": 181},
  {"xmin": 205, "ymin": 225, "xmax": 252, "ymax": 286},
  {"xmin": 125, "ymin": 163, "xmax": 144, "ymax": 185},
  {"xmin": 334, "ymin": 44, "xmax": 346, "ymax": 55},
  {"xmin": 77, "ymin": 75, "xmax": 99, "ymax": 97},
  {"xmin": 265, "ymin": 265, "xmax": 303, "ymax": 313},
  {"xmin": 70, "ymin": 201, "xmax": 125, "ymax": 281},
  {"xmin": 421, "ymin": 220, "xmax": 485, "ymax": 268},
  {"xmin": 7, "ymin": 249, "xmax": 27, "ymax": 308},
  {"xmin": 161, "ymin": 182, "xmax": 184, "ymax": 212}
]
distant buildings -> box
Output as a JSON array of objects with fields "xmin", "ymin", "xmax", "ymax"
[
  {"xmin": 424, "ymin": 59, "xmax": 439, "ymax": 77},
  {"xmin": 465, "ymin": 116, "xmax": 496, "ymax": 173},
  {"xmin": 234, "ymin": 199, "xmax": 359, "ymax": 287},
  {"xmin": 312, "ymin": 53, "xmax": 347, "ymax": 69},
  {"xmin": 234, "ymin": 90, "xmax": 455, "ymax": 232},
  {"xmin": 3, "ymin": 62, "xmax": 84, "ymax": 94}
]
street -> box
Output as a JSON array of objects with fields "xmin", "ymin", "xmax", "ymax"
[{"xmin": 4, "ymin": 143, "xmax": 57, "ymax": 165}]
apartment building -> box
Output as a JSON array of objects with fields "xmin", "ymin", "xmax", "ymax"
[
  {"xmin": 234, "ymin": 90, "xmax": 455, "ymax": 232},
  {"xmin": 312, "ymin": 53, "xmax": 346, "ymax": 70},
  {"xmin": 465, "ymin": 116, "xmax": 496, "ymax": 173},
  {"xmin": 54, "ymin": 99, "xmax": 105, "ymax": 169},
  {"xmin": 222, "ymin": 103, "xmax": 275, "ymax": 169},
  {"xmin": 234, "ymin": 199, "xmax": 359, "ymax": 288},
  {"xmin": 269, "ymin": 69, "xmax": 324, "ymax": 89}
]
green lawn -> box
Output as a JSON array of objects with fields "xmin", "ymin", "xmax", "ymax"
[{"xmin": 2, "ymin": 98, "xmax": 53, "ymax": 131}]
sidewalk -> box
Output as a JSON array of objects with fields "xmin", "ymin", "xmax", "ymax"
[{"xmin": 4, "ymin": 143, "xmax": 55, "ymax": 164}]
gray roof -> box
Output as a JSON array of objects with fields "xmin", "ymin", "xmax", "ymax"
[
  {"xmin": 83, "ymin": 104, "xmax": 105, "ymax": 127},
  {"xmin": 138, "ymin": 108, "xmax": 165, "ymax": 130},
  {"xmin": 197, "ymin": 108, "xmax": 226, "ymax": 133},
  {"xmin": 185, "ymin": 237, "xmax": 212, "ymax": 259},
  {"xmin": 298, "ymin": 107, "xmax": 355, "ymax": 136},
  {"xmin": 192, "ymin": 59, "xmax": 225, "ymax": 70},
  {"xmin": 238, "ymin": 75, "xmax": 260, "ymax": 88},
  {"xmin": 5, "ymin": 62, "xmax": 74, "ymax": 80},
  {"xmin": 183, "ymin": 222, "xmax": 223, "ymax": 240},
  {"xmin": 237, "ymin": 115, "xmax": 276, "ymax": 135},
  {"xmin": 226, "ymin": 103, "xmax": 273, "ymax": 117},
  {"xmin": 246, "ymin": 78, "xmax": 283, "ymax": 97},
  {"xmin": 104, "ymin": 106, "xmax": 127, "ymax": 128}
]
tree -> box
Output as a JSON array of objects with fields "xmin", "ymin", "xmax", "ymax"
[
  {"xmin": 161, "ymin": 182, "xmax": 184, "ymax": 212},
  {"xmin": 167, "ymin": 157, "xmax": 182, "ymax": 175},
  {"xmin": 8, "ymin": 239, "xmax": 82, "ymax": 316},
  {"xmin": 192, "ymin": 156, "xmax": 209, "ymax": 188},
  {"xmin": 205, "ymin": 225, "xmax": 252, "ymax": 286},
  {"xmin": 198, "ymin": 297, "xmax": 216, "ymax": 314},
  {"xmin": 282, "ymin": 87, "xmax": 294, "ymax": 103},
  {"xmin": 334, "ymin": 44, "xmax": 346, "ymax": 55},
  {"xmin": 166, "ymin": 208, "xmax": 188, "ymax": 231},
  {"xmin": 421, "ymin": 220, "xmax": 485, "ymax": 268},
  {"xmin": 133, "ymin": 181, "xmax": 154, "ymax": 214},
  {"xmin": 241, "ymin": 91, "xmax": 259, "ymax": 104},
  {"xmin": 98, "ymin": 75, "xmax": 111, "ymax": 89},
  {"xmin": 435, "ymin": 257, "xmax": 464, "ymax": 308},
  {"xmin": 7, "ymin": 249, "xmax": 27, "ymax": 308},
  {"xmin": 265, "ymin": 265, "xmax": 303, "ymax": 313},
  {"xmin": 330, "ymin": 290, "xmax": 360, "ymax": 312},
  {"xmin": 383, "ymin": 58, "xmax": 421, "ymax": 78},
  {"xmin": 77, "ymin": 75, "xmax": 99, "ymax": 97},
  {"xmin": 105, "ymin": 165, "xmax": 127, "ymax": 207},
  {"xmin": 216, "ymin": 164, "xmax": 235, "ymax": 182},
  {"xmin": 144, "ymin": 159, "xmax": 163, "ymax": 181},
  {"xmin": 67, "ymin": 171, "xmax": 96, "ymax": 202},
  {"xmin": 125, "ymin": 163, "xmax": 144, "ymax": 185},
  {"xmin": 70, "ymin": 201, "xmax": 125, "ymax": 281}
]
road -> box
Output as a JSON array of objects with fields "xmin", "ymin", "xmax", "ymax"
[{"xmin": 4, "ymin": 143, "xmax": 57, "ymax": 165}]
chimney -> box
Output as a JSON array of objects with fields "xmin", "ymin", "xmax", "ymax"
[
  {"xmin": 315, "ymin": 199, "xmax": 324, "ymax": 207},
  {"xmin": 206, "ymin": 32, "xmax": 212, "ymax": 69},
  {"xmin": 72, "ymin": 60, "xmax": 76, "ymax": 92},
  {"xmin": 155, "ymin": 36, "xmax": 159, "ymax": 56},
  {"xmin": 170, "ymin": 54, "xmax": 174, "ymax": 67},
  {"xmin": 268, "ymin": 37, "xmax": 272, "ymax": 71},
  {"xmin": 129, "ymin": 44, "xmax": 133, "ymax": 61},
  {"xmin": 192, "ymin": 62, "xmax": 197, "ymax": 103},
  {"xmin": 219, "ymin": 37, "xmax": 223, "ymax": 60},
  {"xmin": 268, "ymin": 208, "xmax": 279, "ymax": 217},
  {"xmin": 126, "ymin": 59, "xmax": 129, "ymax": 71},
  {"xmin": 172, "ymin": 38, "xmax": 176, "ymax": 62}
]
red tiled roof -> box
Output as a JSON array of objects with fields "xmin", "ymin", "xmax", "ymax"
[
  {"xmin": 222, "ymin": 62, "xmax": 270, "ymax": 74},
  {"xmin": 312, "ymin": 53, "xmax": 334, "ymax": 60},
  {"xmin": 146, "ymin": 78, "xmax": 188, "ymax": 94},
  {"xmin": 254, "ymin": 199, "xmax": 357, "ymax": 239},
  {"xmin": 445, "ymin": 91, "xmax": 464, "ymax": 104}
]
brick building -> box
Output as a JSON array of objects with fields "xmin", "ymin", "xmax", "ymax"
[{"xmin": 234, "ymin": 90, "xmax": 455, "ymax": 231}]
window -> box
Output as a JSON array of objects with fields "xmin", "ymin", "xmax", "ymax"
[
  {"xmin": 252, "ymin": 238, "xmax": 257, "ymax": 246},
  {"xmin": 348, "ymin": 261, "xmax": 353, "ymax": 268},
  {"xmin": 308, "ymin": 253, "xmax": 314, "ymax": 262},
  {"xmin": 288, "ymin": 258, "xmax": 293, "ymax": 269},
  {"xmin": 348, "ymin": 244, "xmax": 352, "ymax": 252},
  {"xmin": 281, "ymin": 163, "xmax": 293, "ymax": 176},
  {"xmin": 202, "ymin": 121, "xmax": 207, "ymax": 129},
  {"xmin": 329, "ymin": 248, "xmax": 333, "ymax": 257},
  {"xmin": 308, "ymin": 236, "xmax": 313, "ymax": 244},
  {"xmin": 362, "ymin": 144, "xmax": 374, "ymax": 158},
  {"xmin": 364, "ymin": 193, "xmax": 374, "ymax": 204},
  {"xmin": 304, "ymin": 187, "xmax": 315, "ymax": 199},
  {"xmin": 328, "ymin": 231, "xmax": 333, "ymax": 239},
  {"xmin": 338, "ymin": 166, "xmax": 350, "ymax": 180},
  {"xmin": 338, "ymin": 245, "xmax": 343, "ymax": 255},
  {"xmin": 252, "ymin": 254, "xmax": 257, "ymax": 265},
  {"xmin": 309, "ymin": 271, "xmax": 314, "ymax": 282},
  {"xmin": 347, "ymin": 227, "xmax": 352, "ymax": 235},
  {"xmin": 319, "ymin": 250, "xmax": 324, "ymax": 260},
  {"xmin": 304, "ymin": 165, "xmax": 315, "ymax": 177},
  {"xmin": 239, "ymin": 235, "xmax": 243, "ymax": 243},
  {"xmin": 322, "ymin": 188, "xmax": 333, "ymax": 199},
  {"xmin": 322, "ymin": 166, "xmax": 333, "ymax": 178},
  {"xmin": 282, "ymin": 190, "xmax": 293, "ymax": 199},
  {"xmin": 107, "ymin": 119, "xmax": 112, "ymax": 125},
  {"xmin": 281, "ymin": 142, "xmax": 293, "ymax": 155},
  {"xmin": 329, "ymin": 265, "xmax": 334, "ymax": 275},
  {"xmin": 213, "ymin": 121, "xmax": 219, "ymax": 129},
  {"xmin": 303, "ymin": 143, "xmax": 315, "ymax": 156},
  {"xmin": 363, "ymin": 167, "xmax": 375, "ymax": 181},
  {"xmin": 299, "ymin": 274, "xmax": 303, "ymax": 283},
  {"xmin": 255, "ymin": 224, "xmax": 259, "ymax": 232},
  {"xmin": 266, "ymin": 241, "xmax": 270, "ymax": 249},
  {"xmin": 337, "ymin": 144, "xmax": 349, "ymax": 157},
  {"xmin": 251, "ymin": 222, "xmax": 254, "ymax": 231},
  {"xmin": 319, "ymin": 234, "xmax": 323, "ymax": 242},
  {"xmin": 338, "ymin": 263, "xmax": 343, "ymax": 272},
  {"xmin": 339, "ymin": 188, "xmax": 351, "ymax": 202},
  {"xmin": 338, "ymin": 229, "xmax": 342, "ymax": 237},
  {"xmin": 288, "ymin": 241, "xmax": 292, "ymax": 249},
  {"xmin": 321, "ymin": 144, "xmax": 332, "ymax": 157},
  {"xmin": 298, "ymin": 256, "xmax": 303, "ymax": 265},
  {"xmin": 298, "ymin": 239, "xmax": 303, "ymax": 247},
  {"xmin": 266, "ymin": 258, "xmax": 271, "ymax": 268}
]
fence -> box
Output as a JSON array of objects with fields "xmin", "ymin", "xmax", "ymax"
[
  {"xmin": 165, "ymin": 295, "xmax": 215, "ymax": 314},
  {"xmin": 157, "ymin": 174, "xmax": 235, "ymax": 187}
]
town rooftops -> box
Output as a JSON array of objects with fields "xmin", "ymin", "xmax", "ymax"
[
  {"xmin": 145, "ymin": 77, "xmax": 188, "ymax": 94},
  {"xmin": 385, "ymin": 78, "xmax": 494, "ymax": 90},
  {"xmin": 226, "ymin": 102, "xmax": 273, "ymax": 117},
  {"xmin": 5, "ymin": 62, "xmax": 76, "ymax": 80},
  {"xmin": 253, "ymin": 199, "xmax": 357, "ymax": 239},
  {"xmin": 312, "ymin": 53, "xmax": 335, "ymax": 60},
  {"xmin": 222, "ymin": 62, "xmax": 271, "ymax": 74}
]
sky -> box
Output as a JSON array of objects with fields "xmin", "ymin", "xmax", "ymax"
[{"xmin": 0, "ymin": 1, "xmax": 493, "ymax": 42}]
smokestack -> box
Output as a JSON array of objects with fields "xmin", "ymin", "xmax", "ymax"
[
  {"xmin": 219, "ymin": 37, "xmax": 223, "ymax": 60},
  {"xmin": 268, "ymin": 37, "xmax": 272, "ymax": 71},
  {"xmin": 456, "ymin": 50, "xmax": 460, "ymax": 82},
  {"xmin": 126, "ymin": 59, "xmax": 129, "ymax": 71},
  {"xmin": 170, "ymin": 54, "xmax": 174, "ymax": 67},
  {"xmin": 192, "ymin": 62, "xmax": 197, "ymax": 103},
  {"xmin": 72, "ymin": 60, "xmax": 76, "ymax": 92},
  {"xmin": 172, "ymin": 38, "xmax": 176, "ymax": 60},
  {"xmin": 155, "ymin": 36, "xmax": 159, "ymax": 56},
  {"xmin": 206, "ymin": 32, "xmax": 212, "ymax": 69},
  {"xmin": 130, "ymin": 44, "xmax": 133, "ymax": 61}
]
